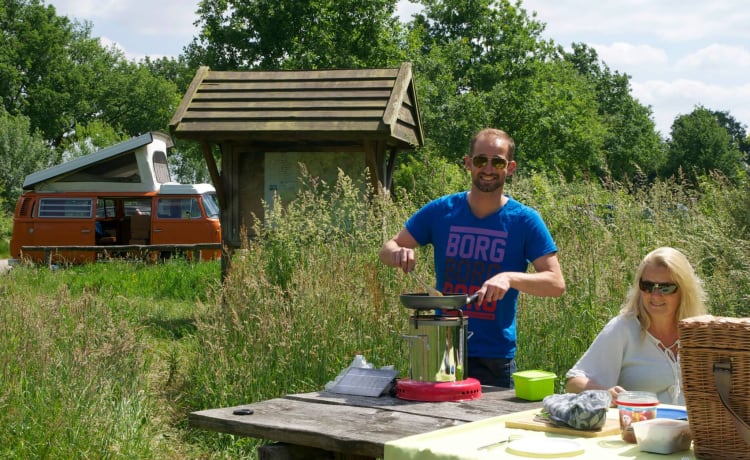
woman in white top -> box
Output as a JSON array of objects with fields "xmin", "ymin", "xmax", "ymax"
[{"xmin": 565, "ymin": 247, "xmax": 708, "ymax": 405}]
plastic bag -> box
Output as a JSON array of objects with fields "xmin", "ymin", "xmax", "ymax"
[{"xmin": 541, "ymin": 390, "xmax": 611, "ymax": 430}]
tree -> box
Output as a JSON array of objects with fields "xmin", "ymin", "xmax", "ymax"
[
  {"xmin": 1, "ymin": 0, "xmax": 181, "ymax": 149},
  {"xmin": 185, "ymin": 0, "xmax": 406, "ymax": 70},
  {"xmin": 141, "ymin": 55, "xmax": 197, "ymax": 95},
  {"xmin": 57, "ymin": 120, "xmax": 129, "ymax": 161},
  {"xmin": 0, "ymin": 107, "xmax": 52, "ymax": 213},
  {"xmin": 408, "ymin": 0, "xmax": 551, "ymax": 156},
  {"xmin": 710, "ymin": 109, "xmax": 749, "ymax": 162},
  {"xmin": 94, "ymin": 61, "xmax": 180, "ymax": 137},
  {"xmin": 666, "ymin": 106, "xmax": 744, "ymax": 183},
  {"xmin": 563, "ymin": 43, "xmax": 664, "ymax": 180},
  {"xmin": 406, "ymin": 0, "xmax": 609, "ymax": 179},
  {"xmin": 1, "ymin": 0, "xmax": 79, "ymax": 143},
  {"xmin": 497, "ymin": 58, "xmax": 606, "ymax": 178}
]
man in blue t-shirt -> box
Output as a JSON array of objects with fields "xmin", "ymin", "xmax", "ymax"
[{"xmin": 379, "ymin": 128, "xmax": 566, "ymax": 387}]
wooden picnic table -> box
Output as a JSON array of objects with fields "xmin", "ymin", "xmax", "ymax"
[{"xmin": 189, "ymin": 387, "xmax": 542, "ymax": 459}]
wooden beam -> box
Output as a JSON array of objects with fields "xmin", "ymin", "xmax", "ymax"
[
  {"xmin": 382, "ymin": 62, "xmax": 412, "ymax": 131},
  {"xmin": 170, "ymin": 66, "xmax": 209, "ymax": 128},
  {"xmin": 201, "ymin": 142, "xmax": 225, "ymax": 210},
  {"xmin": 385, "ymin": 146, "xmax": 398, "ymax": 194}
]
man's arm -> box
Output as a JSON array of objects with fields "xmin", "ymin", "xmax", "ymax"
[
  {"xmin": 477, "ymin": 253, "xmax": 565, "ymax": 304},
  {"xmin": 515, "ymin": 252, "xmax": 566, "ymax": 297},
  {"xmin": 379, "ymin": 229, "xmax": 419, "ymax": 273}
]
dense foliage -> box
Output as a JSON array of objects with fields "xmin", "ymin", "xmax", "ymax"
[
  {"xmin": 185, "ymin": 0, "xmax": 405, "ymax": 70},
  {"xmin": 0, "ymin": 107, "xmax": 52, "ymax": 213},
  {"xmin": 1, "ymin": 0, "xmax": 747, "ymax": 206}
]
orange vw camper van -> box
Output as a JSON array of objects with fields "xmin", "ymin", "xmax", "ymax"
[{"xmin": 10, "ymin": 132, "xmax": 221, "ymax": 263}]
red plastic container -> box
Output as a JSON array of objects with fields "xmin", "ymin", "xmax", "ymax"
[{"xmin": 615, "ymin": 391, "xmax": 659, "ymax": 443}]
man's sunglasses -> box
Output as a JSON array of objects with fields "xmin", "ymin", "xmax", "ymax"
[
  {"xmin": 471, "ymin": 155, "xmax": 508, "ymax": 170},
  {"xmin": 639, "ymin": 279, "xmax": 679, "ymax": 295}
]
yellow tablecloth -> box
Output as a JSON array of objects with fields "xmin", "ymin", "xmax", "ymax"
[{"xmin": 384, "ymin": 407, "xmax": 695, "ymax": 460}]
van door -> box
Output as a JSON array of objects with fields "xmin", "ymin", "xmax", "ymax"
[
  {"xmin": 33, "ymin": 197, "xmax": 96, "ymax": 262},
  {"xmin": 10, "ymin": 195, "xmax": 38, "ymax": 258},
  {"xmin": 152, "ymin": 196, "xmax": 217, "ymax": 256}
]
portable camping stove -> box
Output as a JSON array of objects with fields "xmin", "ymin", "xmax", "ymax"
[{"xmin": 396, "ymin": 302, "xmax": 481, "ymax": 402}]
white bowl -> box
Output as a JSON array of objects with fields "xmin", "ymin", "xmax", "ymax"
[{"xmin": 632, "ymin": 418, "xmax": 692, "ymax": 454}]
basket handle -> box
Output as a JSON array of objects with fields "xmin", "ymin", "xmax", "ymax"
[{"xmin": 713, "ymin": 359, "xmax": 750, "ymax": 444}]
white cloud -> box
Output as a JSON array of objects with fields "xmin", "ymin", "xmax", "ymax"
[
  {"xmin": 521, "ymin": 0, "xmax": 750, "ymax": 134},
  {"xmin": 48, "ymin": 0, "xmax": 199, "ymax": 58},
  {"xmin": 677, "ymin": 44, "xmax": 750, "ymax": 73},
  {"xmin": 632, "ymin": 79, "xmax": 750, "ymax": 134},
  {"xmin": 525, "ymin": 0, "xmax": 750, "ymax": 44},
  {"xmin": 592, "ymin": 42, "xmax": 668, "ymax": 69},
  {"xmin": 396, "ymin": 0, "xmax": 422, "ymax": 20},
  {"xmin": 50, "ymin": 0, "xmax": 124, "ymax": 20}
]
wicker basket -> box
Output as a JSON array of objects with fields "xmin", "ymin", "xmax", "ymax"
[{"xmin": 679, "ymin": 315, "xmax": 750, "ymax": 459}]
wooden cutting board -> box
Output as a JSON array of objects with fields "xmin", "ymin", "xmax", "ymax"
[{"xmin": 504, "ymin": 411, "xmax": 621, "ymax": 437}]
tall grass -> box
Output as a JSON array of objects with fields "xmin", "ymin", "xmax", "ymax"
[
  {"xmin": 0, "ymin": 260, "xmax": 222, "ymax": 458},
  {"xmin": 1, "ymin": 169, "xmax": 748, "ymax": 458}
]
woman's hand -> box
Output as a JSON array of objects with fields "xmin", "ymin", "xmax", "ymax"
[{"xmin": 608, "ymin": 386, "xmax": 626, "ymax": 406}]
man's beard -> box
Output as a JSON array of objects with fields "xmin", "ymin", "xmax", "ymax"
[{"xmin": 473, "ymin": 175, "xmax": 504, "ymax": 193}]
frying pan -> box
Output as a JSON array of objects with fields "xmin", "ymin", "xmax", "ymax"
[{"xmin": 399, "ymin": 292, "xmax": 480, "ymax": 310}]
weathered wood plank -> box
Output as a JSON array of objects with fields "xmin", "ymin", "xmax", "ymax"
[
  {"xmin": 173, "ymin": 120, "xmax": 387, "ymax": 133},
  {"xmin": 284, "ymin": 389, "xmax": 540, "ymax": 422},
  {"xmin": 21, "ymin": 244, "xmax": 221, "ymax": 251},
  {"xmin": 392, "ymin": 123, "xmax": 419, "ymax": 146},
  {"xmin": 170, "ymin": 66, "xmax": 209, "ymax": 127},
  {"xmin": 199, "ymin": 80, "xmax": 396, "ymax": 91},
  {"xmin": 396, "ymin": 106, "xmax": 416, "ymax": 126},
  {"xmin": 189, "ymin": 100, "xmax": 388, "ymax": 110},
  {"xmin": 382, "ymin": 63, "xmax": 412, "ymax": 127},
  {"xmin": 191, "ymin": 90, "xmax": 393, "ymax": 101},
  {"xmin": 21, "ymin": 243, "xmax": 222, "ymax": 266},
  {"xmin": 182, "ymin": 109, "xmax": 387, "ymax": 120},
  {"xmin": 205, "ymin": 68, "xmax": 400, "ymax": 81},
  {"xmin": 189, "ymin": 399, "xmax": 463, "ymax": 459}
]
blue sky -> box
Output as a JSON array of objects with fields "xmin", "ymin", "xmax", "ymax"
[{"xmin": 47, "ymin": 0, "xmax": 750, "ymax": 138}]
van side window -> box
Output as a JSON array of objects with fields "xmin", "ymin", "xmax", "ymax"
[
  {"xmin": 186, "ymin": 198, "xmax": 202, "ymax": 218},
  {"xmin": 152, "ymin": 150, "xmax": 171, "ymax": 184},
  {"xmin": 123, "ymin": 199, "xmax": 151, "ymax": 216},
  {"xmin": 38, "ymin": 198, "xmax": 93, "ymax": 218},
  {"xmin": 202, "ymin": 193, "xmax": 220, "ymax": 218},
  {"xmin": 96, "ymin": 199, "xmax": 117, "ymax": 218},
  {"xmin": 18, "ymin": 196, "xmax": 35, "ymax": 217},
  {"xmin": 157, "ymin": 198, "xmax": 202, "ymax": 219}
]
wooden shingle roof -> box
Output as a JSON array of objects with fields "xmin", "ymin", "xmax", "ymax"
[{"xmin": 169, "ymin": 63, "xmax": 423, "ymax": 151}]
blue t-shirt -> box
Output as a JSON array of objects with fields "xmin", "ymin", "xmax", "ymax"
[{"xmin": 405, "ymin": 192, "xmax": 558, "ymax": 359}]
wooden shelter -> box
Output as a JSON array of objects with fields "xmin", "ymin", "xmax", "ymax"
[{"xmin": 169, "ymin": 63, "xmax": 424, "ymax": 256}]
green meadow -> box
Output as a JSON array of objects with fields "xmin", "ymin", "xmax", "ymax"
[{"xmin": 1, "ymin": 171, "xmax": 748, "ymax": 458}]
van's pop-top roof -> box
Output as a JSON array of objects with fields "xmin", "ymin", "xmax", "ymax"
[{"xmin": 22, "ymin": 132, "xmax": 204, "ymax": 194}]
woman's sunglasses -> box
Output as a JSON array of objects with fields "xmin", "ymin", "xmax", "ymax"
[
  {"xmin": 471, "ymin": 155, "xmax": 508, "ymax": 170},
  {"xmin": 639, "ymin": 279, "xmax": 679, "ymax": 295}
]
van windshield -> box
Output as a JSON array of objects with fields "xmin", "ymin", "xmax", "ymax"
[{"xmin": 202, "ymin": 193, "xmax": 219, "ymax": 218}]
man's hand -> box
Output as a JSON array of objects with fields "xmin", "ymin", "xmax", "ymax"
[
  {"xmin": 475, "ymin": 272, "xmax": 512, "ymax": 304},
  {"xmin": 379, "ymin": 229, "xmax": 419, "ymax": 273}
]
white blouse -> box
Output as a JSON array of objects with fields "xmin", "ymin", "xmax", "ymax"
[{"xmin": 566, "ymin": 314, "xmax": 683, "ymax": 404}]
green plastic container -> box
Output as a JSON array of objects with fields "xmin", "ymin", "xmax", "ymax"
[{"xmin": 512, "ymin": 370, "xmax": 556, "ymax": 401}]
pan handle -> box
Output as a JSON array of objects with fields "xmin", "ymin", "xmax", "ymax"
[{"xmin": 466, "ymin": 293, "xmax": 480, "ymax": 304}]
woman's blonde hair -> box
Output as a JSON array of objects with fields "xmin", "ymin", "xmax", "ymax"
[{"xmin": 620, "ymin": 247, "xmax": 708, "ymax": 331}]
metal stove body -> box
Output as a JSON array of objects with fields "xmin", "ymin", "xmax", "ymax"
[{"xmin": 396, "ymin": 298, "xmax": 482, "ymax": 402}]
